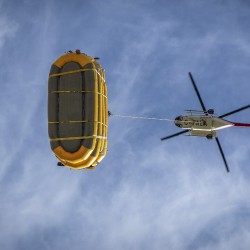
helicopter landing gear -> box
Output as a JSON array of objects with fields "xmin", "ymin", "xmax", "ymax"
[{"xmin": 206, "ymin": 134, "xmax": 213, "ymax": 140}]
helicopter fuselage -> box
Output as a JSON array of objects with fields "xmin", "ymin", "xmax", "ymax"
[{"xmin": 174, "ymin": 115, "xmax": 233, "ymax": 138}]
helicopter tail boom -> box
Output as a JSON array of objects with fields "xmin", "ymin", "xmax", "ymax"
[{"xmin": 233, "ymin": 122, "xmax": 250, "ymax": 127}]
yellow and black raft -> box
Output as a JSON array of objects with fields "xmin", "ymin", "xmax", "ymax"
[{"xmin": 48, "ymin": 51, "xmax": 108, "ymax": 169}]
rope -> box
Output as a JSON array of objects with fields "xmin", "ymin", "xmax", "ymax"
[
  {"xmin": 110, "ymin": 113, "xmax": 174, "ymax": 122},
  {"xmin": 49, "ymin": 68, "xmax": 105, "ymax": 83},
  {"xmin": 48, "ymin": 120, "xmax": 108, "ymax": 127},
  {"xmin": 48, "ymin": 90, "xmax": 107, "ymax": 98},
  {"xmin": 50, "ymin": 135, "xmax": 107, "ymax": 141}
]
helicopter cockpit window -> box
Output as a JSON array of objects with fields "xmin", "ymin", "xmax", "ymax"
[{"xmin": 174, "ymin": 116, "xmax": 183, "ymax": 128}]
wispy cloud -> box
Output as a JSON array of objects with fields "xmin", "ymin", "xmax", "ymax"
[
  {"xmin": 0, "ymin": 14, "xmax": 18, "ymax": 49},
  {"xmin": 1, "ymin": 0, "xmax": 250, "ymax": 249}
]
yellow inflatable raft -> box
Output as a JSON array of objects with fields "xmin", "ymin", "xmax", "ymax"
[{"xmin": 48, "ymin": 51, "xmax": 108, "ymax": 169}]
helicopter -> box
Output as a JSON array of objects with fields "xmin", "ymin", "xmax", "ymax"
[{"xmin": 161, "ymin": 72, "xmax": 250, "ymax": 172}]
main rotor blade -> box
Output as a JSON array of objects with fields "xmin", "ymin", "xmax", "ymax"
[
  {"xmin": 219, "ymin": 104, "xmax": 250, "ymax": 118},
  {"xmin": 161, "ymin": 129, "xmax": 189, "ymax": 141},
  {"xmin": 188, "ymin": 72, "xmax": 207, "ymax": 112},
  {"xmin": 215, "ymin": 137, "xmax": 230, "ymax": 172}
]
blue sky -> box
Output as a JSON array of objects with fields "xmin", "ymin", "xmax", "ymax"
[{"xmin": 1, "ymin": 0, "xmax": 250, "ymax": 249}]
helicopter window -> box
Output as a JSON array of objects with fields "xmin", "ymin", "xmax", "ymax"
[{"xmin": 174, "ymin": 116, "xmax": 183, "ymax": 127}]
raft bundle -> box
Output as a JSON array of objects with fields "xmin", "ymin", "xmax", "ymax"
[{"xmin": 48, "ymin": 52, "xmax": 108, "ymax": 169}]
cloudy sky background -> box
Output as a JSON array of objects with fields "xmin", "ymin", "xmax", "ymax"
[{"xmin": 1, "ymin": 0, "xmax": 250, "ymax": 249}]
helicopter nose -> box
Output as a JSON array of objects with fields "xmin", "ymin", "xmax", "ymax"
[{"xmin": 174, "ymin": 116, "xmax": 183, "ymax": 128}]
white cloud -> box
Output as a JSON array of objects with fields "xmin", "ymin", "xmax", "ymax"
[
  {"xmin": 0, "ymin": 14, "xmax": 18, "ymax": 49},
  {"xmin": 1, "ymin": 0, "xmax": 250, "ymax": 249}
]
